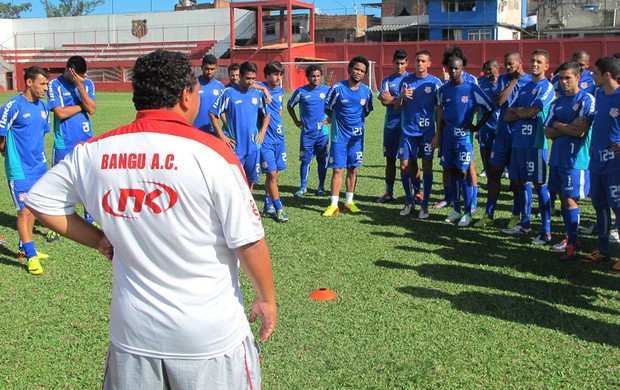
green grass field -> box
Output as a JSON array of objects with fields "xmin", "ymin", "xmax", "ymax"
[{"xmin": 0, "ymin": 91, "xmax": 618, "ymax": 389}]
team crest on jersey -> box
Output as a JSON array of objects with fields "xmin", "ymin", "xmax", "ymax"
[
  {"xmin": 611, "ymin": 107, "xmax": 619, "ymax": 118},
  {"xmin": 461, "ymin": 96, "xmax": 469, "ymax": 103},
  {"xmin": 573, "ymin": 103, "xmax": 579, "ymax": 111},
  {"xmin": 252, "ymin": 97, "xmax": 258, "ymax": 105},
  {"xmin": 581, "ymin": 82, "xmax": 588, "ymax": 89},
  {"xmin": 320, "ymin": 93, "xmax": 326, "ymax": 99},
  {"xmin": 425, "ymin": 86, "xmax": 432, "ymax": 94},
  {"xmin": 261, "ymin": 161, "xmax": 269, "ymax": 169},
  {"xmin": 213, "ymin": 90, "xmax": 219, "ymax": 96},
  {"xmin": 18, "ymin": 193, "xmax": 27, "ymax": 202},
  {"xmin": 532, "ymin": 88, "xmax": 539, "ymax": 95},
  {"xmin": 360, "ymin": 98, "xmax": 367, "ymax": 106}
]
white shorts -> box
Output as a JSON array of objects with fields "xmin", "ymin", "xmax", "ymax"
[{"xmin": 102, "ymin": 333, "xmax": 261, "ymax": 390}]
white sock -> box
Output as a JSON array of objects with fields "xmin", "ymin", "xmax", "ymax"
[
  {"xmin": 330, "ymin": 196, "xmax": 339, "ymax": 207},
  {"xmin": 345, "ymin": 192, "xmax": 354, "ymax": 204}
]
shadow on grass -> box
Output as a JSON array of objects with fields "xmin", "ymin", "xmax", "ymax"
[
  {"xmin": 0, "ymin": 243, "xmax": 25, "ymax": 272},
  {"xmin": 398, "ymin": 285, "xmax": 620, "ymax": 348}
]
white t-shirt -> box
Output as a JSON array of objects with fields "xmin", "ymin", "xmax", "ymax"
[{"xmin": 26, "ymin": 110, "xmax": 265, "ymax": 359}]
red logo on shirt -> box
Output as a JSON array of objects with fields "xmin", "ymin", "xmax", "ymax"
[
  {"xmin": 102, "ymin": 181, "xmax": 178, "ymax": 219},
  {"xmin": 250, "ymin": 199, "xmax": 260, "ymax": 220}
]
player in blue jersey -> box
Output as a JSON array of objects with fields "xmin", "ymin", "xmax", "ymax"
[
  {"xmin": 545, "ymin": 61, "xmax": 595, "ymax": 260},
  {"xmin": 377, "ymin": 49, "xmax": 409, "ymax": 204},
  {"xmin": 193, "ymin": 54, "xmax": 225, "ymax": 134},
  {"xmin": 287, "ymin": 64, "xmax": 330, "ymax": 197},
  {"xmin": 580, "ymin": 56, "xmax": 620, "ymax": 272},
  {"xmin": 435, "ymin": 46, "xmax": 481, "ymax": 211},
  {"xmin": 501, "ymin": 50, "xmax": 554, "ymax": 244},
  {"xmin": 322, "ymin": 56, "xmax": 374, "ymax": 217},
  {"xmin": 256, "ymin": 61, "xmax": 289, "ymax": 222},
  {"xmin": 394, "ymin": 50, "xmax": 441, "ymax": 218},
  {"xmin": 477, "ymin": 59, "xmax": 501, "ymax": 178},
  {"xmin": 434, "ymin": 56, "xmax": 495, "ymax": 227},
  {"xmin": 474, "ymin": 51, "xmax": 532, "ymax": 229},
  {"xmin": 47, "ymin": 55, "xmax": 98, "ymax": 242},
  {"xmin": 551, "ymin": 51, "xmax": 596, "ymax": 96},
  {"xmin": 210, "ymin": 61, "xmax": 270, "ymax": 192},
  {"xmin": 0, "ymin": 66, "xmax": 51, "ymax": 275}
]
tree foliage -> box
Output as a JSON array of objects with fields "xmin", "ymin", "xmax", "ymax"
[
  {"xmin": 0, "ymin": 2, "xmax": 32, "ymax": 19},
  {"xmin": 40, "ymin": 0, "xmax": 104, "ymax": 17}
]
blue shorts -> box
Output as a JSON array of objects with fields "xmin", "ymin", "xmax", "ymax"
[
  {"xmin": 509, "ymin": 148, "xmax": 548, "ymax": 184},
  {"xmin": 548, "ymin": 166, "xmax": 589, "ymax": 199},
  {"xmin": 440, "ymin": 138, "xmax": 472, "ymax": 171},
  {"xmin": 260, "ymin": 142, "xmax": 287, "ymax": 173},
  {"xmin": 9, "ymin": 179, "xmax": 39, "ymax": 210},
  {"xmin": 489, "ymin": 135, "xmax": 512, "ymax": 168},
  {"xmin": 327, "ymin": 138, "xmax": 363, "ymax": 169},
  {"xmin": 53, "ymin": 148, "xmax": 73, "ymax": 165},
  {"xmin": 398, "ymin": 132, "xmax": 434, "ymax": 161},
  {"xmin": 477, "ymin": 128, "xmax": 496, "ymax": 148},
  {"xmin": 237, "ymin": 148, "xmax": 260, "ymax": 183},
  {"xmin": 590, "ymin": 171, "xmax": 620, "ymax": 209},
  {"xmin": 299, "ymin": 134, "xmax": 328, "ymax": 162},
  {"xmin": 383, "ymin": 126, "xmax": 401, "ymax": 158}
]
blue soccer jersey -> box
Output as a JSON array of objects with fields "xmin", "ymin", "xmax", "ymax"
[
  {"xmin": 546, "ymin": 90, "xmax": 595, "ymax": 170},
  {"xmin": 0, "ymin": 94, "xmax": 49, "ymax": 180},
  {"xmin": 589, "ymin": 87, "xmax": 620, "ymax": 174},
  {"xmin": 477, "ymin": 76, "xmax": 500, "ymax": 135},
  {"xmin": 47, "ymin": 75, "xmax": 95, "ymax": 150},
  {"xmin": 194, "ymin": 76, "xmax": 224, "ymax": 133},
  {"xmin": 496, "ymin": 73, "xmax": 533, "ymax": 138},
  {"xmin": 437, "ymin": 82, "xmax": 495, "ymax": 141},
  {"xmin": 256, "ymin": 81, "xmax": 285, "ymax": 145},
  {"xmin": 288, "ymin": 84, "xmax": 330, "ymax": 137},
  {"xmin": 210, "ymin": 85, "xmax": 267, "ymax": 156},
  {"xmin": 511, "ymin": 78, "xmax": 554, "ymax": 149},
  {"xmin": 551, "ymin": 69, "xmax": 596, "ymax": 96},
  {"xmin": 398, "ymin": 73, "xmax": 442, "ymax": 137},
  {"xmin": 324, "ymin": 80, "xmax": 374, "ymax": 142},
  {"xmin": 379, "ymin": 72, "xmax": 409, "ymax": 130}
]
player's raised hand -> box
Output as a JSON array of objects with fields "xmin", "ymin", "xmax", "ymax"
[{"xmin": 402, "ymin": 84, "xmax": 414, "ymax": 99}]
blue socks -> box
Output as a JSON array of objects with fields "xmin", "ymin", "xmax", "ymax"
[{"xmin": 23, "ymin": 241, "xmax": 36, "ymax": 259}]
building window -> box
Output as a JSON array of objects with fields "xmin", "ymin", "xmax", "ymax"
[
  {"xmin": 468, "ymin": 29, "xmax": 492, "ymax": 40},
  {"xmin": 442, "ymin": 1, "xmax": 476, "ymax": 12},
  {"xmin": 324, "ymin": 36, "xmax": 335, "ymax": 43},
  {"xmin": 266, "ymin": 23, "xmax": 276, "ymax": 35},
  {"xmin": 292, "ymin": 22, "xmax": 301, "ymax": 34},
  {"xmin": 443, "ymin": 29, "xmax": 463, "ymax": 40}
]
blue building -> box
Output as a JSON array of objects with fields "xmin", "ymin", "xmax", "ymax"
[{"xmin": 428, "ymin": 0, "xmax": 525, "ymax": 40}]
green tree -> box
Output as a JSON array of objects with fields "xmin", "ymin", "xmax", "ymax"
[
  {"xmin": 0, "ymin": 2, "xmax": 32, "ymax": 18},
  {"xmin": 40, "ymin": 0, "xmax": 104, "ymax": 17}
]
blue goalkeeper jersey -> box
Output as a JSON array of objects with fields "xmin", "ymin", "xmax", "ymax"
[
  {"xmin": 437, "ymin": 81, "xmax": 494, "ymax": 142},
  {"xmin": 379, "ymin": 72, "xmax": 408, "ymax": 130},
  {"xmin": 194, "ymin": 76, "xmax": 224, "ymax": 133},
  {"xmin": 546, "ymin": 90, "xmax": 595, "ymax": 170},
  {"xmin": 210, "ymin": 85, "xmax": 267, "ymax": 156},
  {"xmin": 398, "ymin": 73, "xmax": 442, "ymax": 137},
  {"xmin": 496, "ymin": 73, "xmax": 532, "ymax": 138},
  {"xmin": 0, "ymin": 94, "xmax": 49, "ymax": 180},
  {"xmin": 47, "ymin": 75, "xmax": 95, "ymax": 150},
  {"xmin": 324, "ymin": 80, "xmax": 373, "ymax": 142},
  {"xmin": 589, "ymin": 87, "xmax": 620, "ymax": 174},
  {"xmin": 511, "ymin": 78, "xmax": 554, "ymax": 149},
  {"xmin": 288, "ymin": 84, "xmax": 330, "ymax": 138},
  {"xmin": 256, "ymin": 81, "xmax": 285, "ymax": 145}
]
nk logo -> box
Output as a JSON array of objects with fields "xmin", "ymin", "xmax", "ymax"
[{"xmin": 102, "ymin": 181, "xmax": 178, "ymax": 219}]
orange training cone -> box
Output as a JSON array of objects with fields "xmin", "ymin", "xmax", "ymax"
[{"xmin": 309, "ymin": 288, "xmax": 337, "ymax": 301}]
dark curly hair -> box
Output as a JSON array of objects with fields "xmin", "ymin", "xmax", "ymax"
[
  {"xmin": 442, "ymin": 46, "xmax": 467, "ymax": 67},
  {"xmin": 132, "ymin": 49, "xmax": 197, "ymax": 111}
]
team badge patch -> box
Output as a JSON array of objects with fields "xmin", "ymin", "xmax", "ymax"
[
  {"xmin": 425, "ymin": 86, "xmax": 432, "ymax": 94},
  {"xmin": 261, "ymin": 161, "xmax": 269, "ymax": 169},
  {"xmin": 532, "ymin": 88, "xmax": 539, "ymax": 95},
  {"xmin": 360, "ymin": 98, "xmax": 367, "ymax": 106},
  {"xmin": 611, "ymin": 107, "xmax": 619, "ymax": 118},
  {"xmin": 581, "ymin": 82, "xmax": 588, "ymax": 89},
  {"xmin": 18, "ymin": 193, "xmax": 26, "ymax": 202},
  {"xmin": 213, "ymin": 90, "xmax": 219, "ymax": 96},
  {"xmin": 320, "ymin": 93, "xmax": 326, "ymax": 99},
  {"xmin": 40, "ymin": 111, "xmax": 47, "ymax": 119},
  {"xmin": 461, "ymin": 96, "xmax": 469, "ymax": 103},
  {"xmin": 573, "ymin": 103, "xmax": 579, "ymax": 111},
  {"xmin": 252, "ymin": 97, "xmax": 258, "ymax": 105}
]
